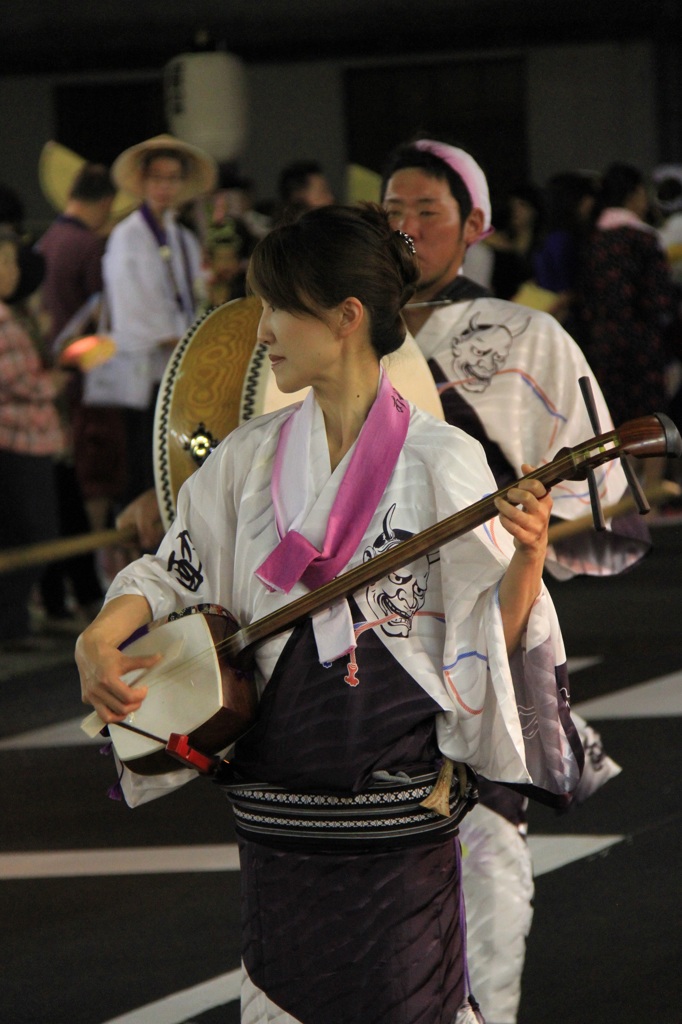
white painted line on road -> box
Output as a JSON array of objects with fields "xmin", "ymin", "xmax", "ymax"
[
  {"xmin": 528, "ymin": 833, "xmax": 624, "ymax": 876},
  {"xmin": 0, "ymin": 717, "xmax": 100, "ymax": 749},
  {"xmin": 0, "ymin": 844, "xmax": 240, "ymax": 879},
  {"xmin": 1, "ymin": 655, "xmax": 603, "ymax": 752},
  {"xmin": 573, "ymin": 670, "xmax": 682, "ymax": 718},
  {"xmin": 1, "ymin": 833, "xmax": 626, "ymax": 883},
  {"xmin": 82, "ymin": 833, "xmax": 621, "ymax": 1024},
  {"xmin": 566, "ymin": 656, "xmax": 603, "ymax": 673}
]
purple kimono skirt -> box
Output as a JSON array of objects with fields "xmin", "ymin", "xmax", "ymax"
[{"xmin": 222, "ymin": 601, "xmax": 478, "ymax": 1024}]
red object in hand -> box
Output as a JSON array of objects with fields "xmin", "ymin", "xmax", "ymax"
[
  {"xmin": 59, "ymin": 334, "xmax": 116, "ymax": 371},
  {"xmin": 166, "ymin": 733, "xmax": 217, "ymax": 774}
]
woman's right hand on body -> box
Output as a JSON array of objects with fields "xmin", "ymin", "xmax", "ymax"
[
  {"xmin": 76, "ymin": 628, "xmax": 160, "ymax": 724},
  {"xmin": 75, "ymin": 594, "xmax": 158, "ymax": 724}
]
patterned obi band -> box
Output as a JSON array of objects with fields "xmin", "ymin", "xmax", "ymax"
[{"xmin": 217, "ymin": 764, "xmax": 479, "ymax": 853}]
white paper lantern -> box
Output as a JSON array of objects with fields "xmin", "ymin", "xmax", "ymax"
[{"xmin": 164, "ymin": 51, "xmax": 248, "ymax": 163}]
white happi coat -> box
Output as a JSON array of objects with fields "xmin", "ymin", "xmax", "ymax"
[
  {"xmin": 415, "ymin": 294, "xmax": 632, "ymax": 1023},
  {"xmin": 84, "ymin": 208, "xmax": 204, "ymax": 410},
  {"xmin": 107, "ymin": 397, "xmax": 579, "ymax": 808},
  {"xmin": 413, "ymin": 296, "xmax": 648, "ymax": 579}
]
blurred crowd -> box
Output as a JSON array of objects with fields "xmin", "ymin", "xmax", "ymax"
[
  {"xmin": 0, "ymin": 146, "xmax": 339, "ymax": 650},
  {"xmin": 466, "ymin": 162, "xmax": 682, "ymax": 483},
  {"xmin": 1, "ymin": 140, "xmax": 681, "ymax": 652}
]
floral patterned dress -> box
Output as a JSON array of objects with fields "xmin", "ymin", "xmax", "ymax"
[{"xmin": 578, "ymin": 222, "xmax": 678, "ymax": 426}]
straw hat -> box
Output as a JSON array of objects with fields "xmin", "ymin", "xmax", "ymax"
[
  {"xmin": 38, "ymin": 141, "xmax": 139, "ymax": 224},
  {"xmin": 112, "ymin": 133, "xmax": 218, "ymax": 204},
  {"xmin": 345, "ymin": 164, "xmax": 381, "ymax": 204}
]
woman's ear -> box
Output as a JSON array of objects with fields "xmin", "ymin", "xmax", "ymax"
[{"xmin": 336, "ymin": 296, "xmax": 365, "ymax": 337}]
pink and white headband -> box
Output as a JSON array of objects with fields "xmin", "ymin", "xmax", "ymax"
[{"xmin": 414, "ymin": 139, "xmax": 493, "ymax": 239}]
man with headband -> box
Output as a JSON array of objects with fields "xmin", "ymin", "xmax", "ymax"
[{"xmin": 382, "ymin": 138, "xmax": 648, "ymax": 1024}]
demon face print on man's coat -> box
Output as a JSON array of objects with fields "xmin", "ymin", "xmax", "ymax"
[
  {"xmin": 363, "ymin": 504, "xmax": 436, "ymax": 637},
  {"xmin": 451, "ymin": 310, "xmax": 530, "ymax": 392}
]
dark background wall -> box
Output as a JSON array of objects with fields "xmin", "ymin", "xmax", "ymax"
[{"xmin": 1, "ymin": 1, "xmax": 680, "ymax": 234}]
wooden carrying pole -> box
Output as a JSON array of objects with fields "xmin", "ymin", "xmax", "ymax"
[
  {"xmin": 545, "ymin": 479, "xmax": 679, "ymax": 542},
  {"xmin": 0, "ymin": 524, "xmax": 137, "ymax": 574},
  {"xmin": 0, "ymin": 480, "xmax": 677, "ymax": 577}
]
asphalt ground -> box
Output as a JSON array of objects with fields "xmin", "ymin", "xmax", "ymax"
[{"xmin": 1, "ymin": 520, "xmax": 680, "ymax": 1024}]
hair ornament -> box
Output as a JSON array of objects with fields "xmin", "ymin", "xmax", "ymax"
[{"xmin": 395, "ymin": 230, "xmax": 416, "ymax": 255}]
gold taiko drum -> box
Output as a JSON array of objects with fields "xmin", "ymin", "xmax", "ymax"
[{"xmin": 154, "ymin": 296, "xmax": 262, "ymax": 529}]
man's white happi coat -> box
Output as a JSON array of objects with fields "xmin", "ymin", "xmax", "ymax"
[
  {"xmin": 411, "ymin": 289, "xmax": 635, "ymax": 1022},
  {"xmin": 412, "ymin": 293, "xmax": 650, "ymax": 580},
  {"xmin": 85, "ymin": 207, "xmax": 204, "ymax": 409}
]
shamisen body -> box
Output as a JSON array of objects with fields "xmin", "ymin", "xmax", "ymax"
[{"xmin": 76, "ymin": 203, "xmax": 580, "ymax": 1024}]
